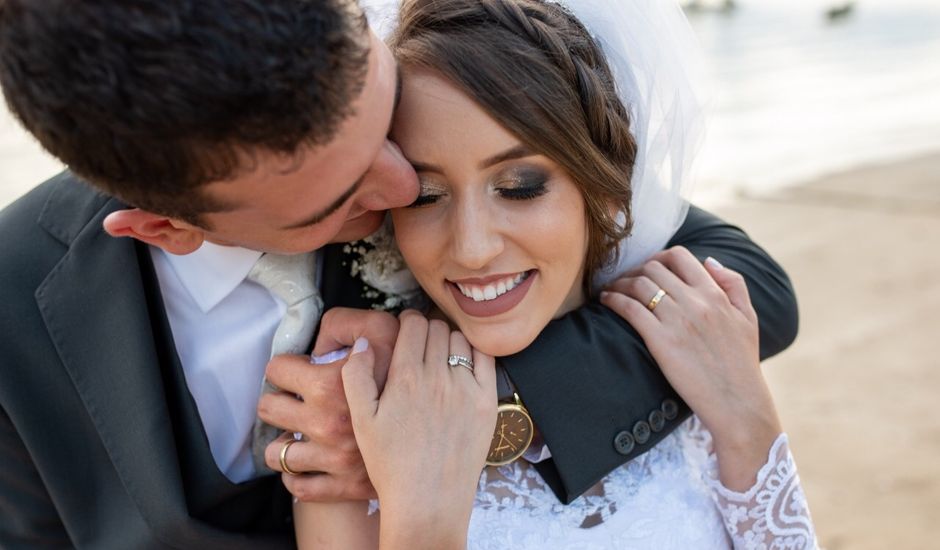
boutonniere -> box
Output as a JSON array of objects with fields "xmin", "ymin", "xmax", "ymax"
[{"xmin": 343, "ymin": 216, "xmax": 426, "ymax": 312}]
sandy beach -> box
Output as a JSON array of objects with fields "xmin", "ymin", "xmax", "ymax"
[
  {"xmin": 2, "ymin": 123, "xmax": 939, "ymax": 548},
  {"xmin": 709, "ymin": 153, "xmax": 940, "ymax": 550}
]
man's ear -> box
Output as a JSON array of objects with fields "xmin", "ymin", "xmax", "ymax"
[{"xmin": 103, "ymin": 208, "xmax": 205, "ymax": 255}]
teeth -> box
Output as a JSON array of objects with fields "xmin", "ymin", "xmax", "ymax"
[{"xmin": 455, "ymin": 272, "xmax": 528, "ymax": 302}]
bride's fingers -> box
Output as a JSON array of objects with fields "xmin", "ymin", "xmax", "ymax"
[
  {"xmin": 649, "ymin": 246, "xmax": 714, "ymax": 288},
  {"xmin": 635, "ymin": 259, "xmax": 690, "ymax": 303},
  {"xmin": 393, "ymin": 310, "xmax": 429, "ymax": 369},
  {"xmin": 424, "ymin": 318, "xmax": 451, "ymax": 372},
  {"xmin": 605, "ymin": 275, "xmax": 678, "ymax": 320},
  {"xmin": 447, "ymin": 330, "xmax": 473, "ymax": 375},
  {"xmin": 469, "ymin": 348, "xmax": 496, "ymax": 396},
  {"xmin": 600, "ymin": 290, "xmax": 659, "ymax": 336},
  {"xmin": 704, "ymin": 258, "xmax": 758, "ymax": 324},
  {"xmin": 341, "ymin": 338, "xmax": 379, "ymax": 423}
]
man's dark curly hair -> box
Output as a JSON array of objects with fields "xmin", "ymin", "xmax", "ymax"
[{"xmin": 0, "ymin": 0, "xmax": 370, "ymax": 225}]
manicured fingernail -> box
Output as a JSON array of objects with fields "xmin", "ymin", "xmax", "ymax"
[
  {"xmin": 352, "ymin": 337, "xmax": 369, "ymax": 354},
  {"xmin": 600, "ymin": 291, "xmax": 610, "ymax": 300},
  {"xmin": 705, "ymin": 257, "xmax": 724, "ymax": 270},
  {"xmin": 310, "ymin": 347, "xmax": 351, "ymax": 365}
]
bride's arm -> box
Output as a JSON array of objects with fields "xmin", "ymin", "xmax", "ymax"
[
  {"xmin": 602, "ymin": 249, "xmax": 817, "ymax": 549},
  {"xmin": 294, "ymin": 500, "xmax": 377, "ymax": 550}
]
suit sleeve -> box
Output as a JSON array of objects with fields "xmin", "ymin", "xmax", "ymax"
[
  {"xmin": 499, "ymin": 205, "xmax": 798, "ymax": 503},
  {"xmin": 0, "ymin": 406, "xmax": 72, "ymax": 549}
]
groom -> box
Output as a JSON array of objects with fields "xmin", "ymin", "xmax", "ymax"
[{"xmin": 0, "ymin": 0, "xmax": 797, "ymax": 547}]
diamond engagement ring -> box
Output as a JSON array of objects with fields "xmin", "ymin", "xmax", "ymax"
[{"xmin": 447, "ymin": 354, "xmax": 474, "ymax": 373}]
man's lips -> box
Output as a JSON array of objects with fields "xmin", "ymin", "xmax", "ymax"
[{"xmin": 447, "ymin": 270, "xmax": 537, "ymax": 318}]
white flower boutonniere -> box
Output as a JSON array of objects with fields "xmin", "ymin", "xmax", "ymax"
[{"xmin": 343, "ymin": 216, "xmax": 426, "ymax": 312}]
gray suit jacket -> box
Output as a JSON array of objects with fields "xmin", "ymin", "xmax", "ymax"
[{"xmin": 0, "ymin": 174, "xmax": 292, "ymax": 548}]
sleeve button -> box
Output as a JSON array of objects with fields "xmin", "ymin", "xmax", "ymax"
[
  {"xmin": 661, "ymin": 398, "xmax": 679, "ymax": 420},
  {"xmin": 648, "ymin": 409, "xmax": 665, "ymax": 432},
  {"xmin": 613, "ymin": 430, "xmax": 635, "ymax": 455},
  {"xmin": 632, "ymin": 420, "xmax": 651, "ymax": 444}
]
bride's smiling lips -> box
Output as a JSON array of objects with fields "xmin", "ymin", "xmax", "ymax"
[{"xmin": 447, "ymin": 270, "xmax": 537, "ymax": 317}]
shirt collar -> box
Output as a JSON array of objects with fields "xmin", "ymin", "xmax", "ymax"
[{"xmin": 157, "ymin": 242, "xmax": 264, "ymax": 313}]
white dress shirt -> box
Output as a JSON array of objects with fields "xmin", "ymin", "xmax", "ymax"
[{"xmin": 150, "ymin": 242, "xmax": 288, "ymax": 483}]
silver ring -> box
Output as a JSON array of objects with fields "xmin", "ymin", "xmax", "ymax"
[{"xmin": 447, "ymin": 354, "xmax": 474, "ymax": 372}]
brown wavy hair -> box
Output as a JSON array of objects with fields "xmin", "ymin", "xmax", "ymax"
[{"xmin": 390, "ymin": 0, "xmax": 636, "ymax": 281}]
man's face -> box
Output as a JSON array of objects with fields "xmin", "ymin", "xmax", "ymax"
[{"xmin": 188, "ymin": 31, "xmax": 418, "ymax": 254}]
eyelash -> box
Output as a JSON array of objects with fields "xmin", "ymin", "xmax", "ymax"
[{"xmin": 407, "ymin": 175, "xmax": 549, "ymax": 208}]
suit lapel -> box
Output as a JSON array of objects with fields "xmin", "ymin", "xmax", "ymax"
[
  {"xmin": 33, "ymin": 182, "xmax": 213, "ymax": 546},
  {"xmin": 319, "ymin": 242, "xmax": 376, "ymax": 312}
]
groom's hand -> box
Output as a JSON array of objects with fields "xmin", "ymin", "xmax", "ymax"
[{"xmin": 257, "ymin": 308, "xmax": 399, "ymax": 501}]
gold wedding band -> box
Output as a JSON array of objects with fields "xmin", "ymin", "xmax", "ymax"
[
  {"xmin": 646, "ymin": 289, "xmax": 667, "ymax": 311},
  {"xmin": 279, "ymin": 438, "xmax": 302, "ymax": 476},
  {"xmin": 447, "ymin": 354, "xmax": 474, "ymax": 373}
]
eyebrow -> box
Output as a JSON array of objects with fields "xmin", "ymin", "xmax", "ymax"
[
  {"xmin": 410, "ymin": 144, "xmax": 536, "ymax": 174},
  {"xmin": 281, "ymin": 69, "xmax": 404, "ymax": 230},
  {"xmin": 281, "ymin": 178, "xmax": 364, "ymax": 229}
]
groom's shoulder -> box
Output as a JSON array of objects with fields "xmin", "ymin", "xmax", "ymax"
[
  {"xmin": 0, "ymin": 170, "xmax": 110, "ymax": 242},
  {"xmin": 0, "ymin": 171, "xmax": 112, "ymax": 278}
]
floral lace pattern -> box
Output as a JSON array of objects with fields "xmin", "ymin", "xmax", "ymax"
[
  {"xmin": 464, "ymin": 418, "xmax": 818, "ymax": 549},
  {"xmin": 704, "ymin": 433, "xmax": 817, "ymax": 550}
]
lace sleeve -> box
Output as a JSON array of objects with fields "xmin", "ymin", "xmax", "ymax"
[{"xmin": 704, "ymin": 433, "xmax": 819, "ymax": 550}]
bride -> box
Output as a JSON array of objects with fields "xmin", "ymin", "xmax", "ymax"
[{"xmin": 294, "ymin": 0, "xmax": 817, "ymax": 548}]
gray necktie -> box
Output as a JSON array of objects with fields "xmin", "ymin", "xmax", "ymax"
[{"xmin": 246, "ymin": 252, "xmax": 323, "ymax": 474}]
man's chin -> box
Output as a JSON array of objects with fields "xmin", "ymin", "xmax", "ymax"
[{"xmin": 330, "ymin": 211, "xmax": 385, "ymax": 243}]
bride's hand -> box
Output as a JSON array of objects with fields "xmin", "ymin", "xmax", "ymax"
[
  {"xmin": 601, "ymin": 247, "xmax": 782, "ymax": 491},
  {"xmin": 341, "ymin": 310, "xmax": 496, "ymax": 549}
]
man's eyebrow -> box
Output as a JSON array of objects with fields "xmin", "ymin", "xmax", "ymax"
[
  {"xmin": 283, "ymin": 68, "xmax": 402, "ymax": 230},
  {"xmin": 281, "ymin": 178, "xmax": 363, "ymax": 230}
]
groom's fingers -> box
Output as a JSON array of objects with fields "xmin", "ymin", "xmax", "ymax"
[
  {"xmin": 282, "ymin": 467, "xmax": 377, "ymax": 502},
  {"xmin": 257, "ymin": 389, "xmax": 352, "ymax": 441},
  {"xmin": 265, "ymin": 353, "xmax": 344, "ymax": 399},
  {"xmin": 313, "ymin": 307, "xmax": 399, "ymax": 391},
  {"xmin": 264, "ymin": 432, "xmax": 363, "ymax": 478}
]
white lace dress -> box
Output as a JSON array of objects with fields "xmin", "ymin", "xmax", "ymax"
[{"xmin": 466, "ymin": 418, "xmax": 817, "ymax": 550}]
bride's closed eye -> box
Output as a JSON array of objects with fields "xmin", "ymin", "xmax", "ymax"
[
  {"xmin": 495, "ymin": 167, "xmax": 550, "ymax": 201},
  {"xmin": 407, "ymin": 177, "xmax": 446, "ymax": 208},
  {"xmin": 406, "ymin": 166, "xmax": 551, "ymax": 208}
]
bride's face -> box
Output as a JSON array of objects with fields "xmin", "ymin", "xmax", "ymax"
[{"xmin": 390, "ymin": 71, "xmax": 588, "ymax": 356}]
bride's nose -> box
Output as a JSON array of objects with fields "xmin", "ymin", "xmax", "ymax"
[{"xmin": 449, "ymin": 197, "xmax": 504, "ymax": 271}]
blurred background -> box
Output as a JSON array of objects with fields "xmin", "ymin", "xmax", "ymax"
[{"xmin": 2, "ymin": 0, "xmax": 938, "ymax": 548}]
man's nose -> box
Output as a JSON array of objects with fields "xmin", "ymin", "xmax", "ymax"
[{"xmin": 358, "ymin": 140, "xmax": 419, "ymax": 211}]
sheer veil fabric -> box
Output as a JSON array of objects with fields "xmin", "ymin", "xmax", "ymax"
[{"xmin": 361, "ymin": 0, "xmax": 709, "ymax": 287}]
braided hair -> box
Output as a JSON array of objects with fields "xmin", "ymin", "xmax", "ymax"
[{"xmin": 391, "ymin": 0, "xmax": 636, "ymax": 280}]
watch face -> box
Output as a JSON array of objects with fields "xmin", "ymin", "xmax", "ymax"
[{"xmin": 486, "ymin": 404, "xmax": 534, "ymax": 466}]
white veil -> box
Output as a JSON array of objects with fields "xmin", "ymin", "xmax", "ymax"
[{"xmin": 361, "ymin": 0, "xmax": 708, "ymax": 290}]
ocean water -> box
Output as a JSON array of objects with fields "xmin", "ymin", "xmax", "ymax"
[
  {"xmin": 686, "ymin": 0, "xmax": 940, "ymax": 201},
  {"xmin": 2, "ymin": 0, "xmax": 940, "ymax": 206}
]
